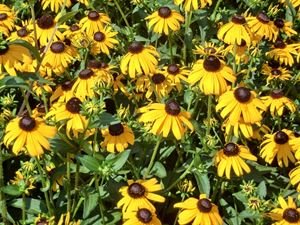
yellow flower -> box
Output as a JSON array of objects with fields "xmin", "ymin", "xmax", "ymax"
[
  {"xmin": 274, "ymin": 18, "xmax": 297, "ymax": 38},
  {"xmin": 50, "ymin": 80, "xmax": 75, "ymax": 103},
  {"xmin": 58, "ymin": 212, "xmax": 81, "ymax": 225},
  {"xmin": 8, "ymin": 24, "xmax": 35, "ymax": 45},
  {"xmin": 79, "ymin": 10, "xmax": 111, "ymax": 36},
  {"xmin": 261, "ymin": 90, "xmax": 296, "ymax": 117},
  {"xmin": 260, "ymin": 129, "xmax": 296, "ymax": 167},
  {"xmin": 101, "ymin": 123, "xmax": 134, "ymax": 153},
  {"xmin": 146, "ymin": 7, "xmax": 184, "ymax": 35},
  {"xmin": 216, "ymin": 87, "xmax": 266, "ymax": 124},
  {"xmin": 10, "ymin": 170, "xmax": 35, "ymax": 195},
  {"xmin": 261, "ymin": 61, "xmax": 292, "ymax": 83},
  {"xmin": 4, "ymin": 115, "xmax": 56, "ymax": 157},
  {"xmin": 225, "ymin": 40, "xmax": 250, "ymax": 64},
  {"xmin": 174, "ymin": 194, "xmax": 223, "ymax": 225},
  {"xmin": 0, "ymin": 4, "xmax": 15, "ymax": 35},
  {"xmin": 268, "ymin": 196, "xmax": 300, "ymax": 225},
  {"xmin": 41, "ymin": 0, "xmax": 72, "ymax": 13},
  {"xmin": 215, "ymin": 143, "xmax": 257, "ymax": 179},
  {"xmin": 138, "ymin": 100, "xmax": 194, "ymax": 140},
  {"xmin": 117, "ymin": 178, "xmax": 165, "ymax": 213},
  {"xmin": 174, "ymin": 0, "xmax": 212, "ymax": 11},
  {"xmin": 123, "ymin": 208, "xmax": 162, "ymax": 225},
  {"xmin": 32, "ymin": 81, "xmax": 53, "ymax": 97},
  {"xmin": 188, "ymin": 55, "xmax": 235, "ymax": 95},
  {"xmin": 217, "ymin": 14, "xmax": 252, "ymax": 46},
  {"xmin": 120, "ymin": 41, "xmax": 159, "ymax": 78},
  {"xmin": 163, "ymin": 63, "xmax": 189, "ymax": 91},
  {"xmin": 289, "ymin": 163, "xmax": 300, "ymax": 192}
]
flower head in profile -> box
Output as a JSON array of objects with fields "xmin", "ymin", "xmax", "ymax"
[
  {"xmin": 188, "ymin": 55, "xmax": 235, "ymax": 96},
  {"xmin": 163, "ymin": 63, "xmax": 189, "ymax": 91},
  {"xmin": 273, "ymin": 18, "xmax": 297, "ymax": 38},
  {"xmin": 174, "ymin": 194, "xmax": 223, "ymax": 225},
  {"xmin": 215, "ymin": 143, "xmax": 257, "ymax": 179},
  {"xmin": 41, "ymin": 0, "xmax": 72, "ymax": 13},
  {"xmin": 146, "ymin": 6, "xmax": 184, "ymax": 35},
  {"xmin": 260, "ymin": 129, "xmax": 296, "ymax": 167},
  {"xmin": 117, "ymin": 178, "xmax": 165, "ymax": 213},
  {"xmin": 138, "ymin": 100, "xmax": 194, "ymax": 140},
  {"xmin": 123, "ymin": 208, "xmax": 162, "ymax": 225},
  {"xmin": 50, "ymin": 80, "xmax": 75, "ymax": 103},
  {"xmin": 193, "ymin": 42, "xmax": 227, "ymax": 58},
  {"xmin": 174, "ymin": 0, "xmax": 212, "ymax": 11},
  {"xmin": 261, "ymin": 61, "xmax": 292, "ymax": 83},
  {"xmin": 101, "ymin": 123, "xmax": 134, "ymax": 153},
  {"xmin": 4, "ymin": 115, "xmax": 56, "ymax": 157},
  {"xmin": 120, "ymin": 41, "xmax": 159, "ymax": 78},
  {"xmin": 268, "ymin": 196, "xmax": 300, "ymax": 225},
  {"xmin": 0, "ymin": 4, "xmax": 16, "ymax": 35}
]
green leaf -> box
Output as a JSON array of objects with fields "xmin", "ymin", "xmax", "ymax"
[
  {"xmin": 150, "ymin": 161, "xmax": 167, "ymax": 178},
  {"xmin": 257, "ymin": 180, "xmax": 267, "ymax": 198},
  {"xmin": 89, "ymin": 112, "xmax": 120, "ymax": 128},
  {"xmin": 0, "ymin": 76, "xmax": 30, "ymax": 92},
  {"xmin": 107, "ymin": 150, "xmax": 131, "ymax": 171},
  {"xmin": 83, "ymin": 192, "xmax": 99, "ymax": 219},
  {"xmin": 58, "ymin": 10, "xmax": 80, "ymax": 24},
  {"xmin": 77, "ymin": 155, "xmax": 101, "ymax": 172},
  {"xmin": 9, "ymin": 40, "xmax": 41, "ymax": 62},
  {"xmin": 9, "ymin": 198, "xmax": 47, "ymax": 214},
  {"xmin": 193, "ymin": 171, "xmax": 210, "ymax": 196},
  {"xmin": 1, "ymin": 185, "xmax": 22, "ymax": 196},
  {"xmin": 50, "ymin": 135, "xmax": 78, "ymax": 154}
]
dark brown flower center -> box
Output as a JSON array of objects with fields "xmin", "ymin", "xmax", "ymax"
[
  {"xmin": 100, "ymin": 62, "xmax": 108, "ymax": 68},
  {"xmin": 234, "ymin": 87, "xmax": 251, "ymax": 103},
  {"xmin": 70, "ymin": 24, "xmax": 80, "ymax": 31},
  {"xmin": 158, "ymin": 6, "xmax": 172, "ymax": 18},
  {"xmin": 197, "ymin": 198, "xmax": 212, "ymax": 213},
  {"xmin": 128, "ymin": 42, "xmax": 144, "ymax": 54},
  {"xmin": 137, "ymin": 208, "xmax": 152, "ymax": 223},
  {"xmin": 88, "ymin": 59, "xmax": 102, "ymax": 68},
  {"xmin": 0, "ymin": 13, "xmax": 8, "ymax": 21},
  {"xmin": 223, "ymin": 143, "xmax": 240, "ymax": 156},
  {"xmin": 203, "ymin": 55, "xmax": 221, "ymax": 72},
  {"xmin": 79, "ymin": 69, "xmax": 94, "ymax": 79},
  {"xmin": 231, "ymin": 14, "xmax": 246, "ymax": 24},
  {"xmin": 274, "ymin": 131, "xmax": 289, "ymax": 144},
  {"xmin": 36, "ymin": 104, "xmax": 46, "ymax": 114},
  {"xmin": 88, "ymin": 10, "xmax": 99, "ymax": 20},
  {"xmin": 50, "ymin": 42, "xmax": 65, "ymax": 53},
  {"xmin": 0, "ymin": 44, "xmax": 9, "ymax": 55},
  {"xmin": 127, "ymin": 182, "xmax": 146, "ymax": 198},
  {"xmin": 274, "ymin": 39, "xmax": 286, "ymax": 49},
  {"xmin": 283, "ymin": 208, "xmax": 300, "ymax": 223},
  {"xmin": 17, "ymin": 27, "xmax": 29, "ymax": 37},
  {"xmin": 94, "ymin": 31, "xmax": 105, "ymax": 42},
  {"xmin": 271, "ymin": 89, "xmax": 284, "ymax": 99},
  {"xmin": 268, "ymin": 60, "xmax": 280, "ymax": 68},
  {"xmin": 167, "ymin": 64, "xmax": 180, "ymax": 75},
  {"xmin": 108, "ymin": 123, "xmax": 124, "ymax": 136},
  {"xmin": 61, "ymin": 80, "xmax": 74, "ymax": 91},
  {"xmin": 271, "ymin": 69, "xmax": 281, "ymax": 76},
  {"xmin": 37, "ymin": 14, "xmax": 55, "ymax": 29},
  {"xmin": 152, "ymin": 73, "xmax": 165, "ymax": 84},
  {"xmin": 19, "ymin": 116, "xmax": 36, "ymax": 131},
  {"xmin": 66, "ymin": 97, "xmax": 82, "ymax": 113},
  {"xmin": 165, "ymin": 100, "xmax": 181, "ymax": 116},
  {"xmin": 256, "ymin": 12, "xmax": 270, "ymax": 24},
  {"xmin": 36, "ymin": 218, "xmax": 48, "ymax": 225},
  {"xmin": 274, "ymin": 18, "xmax": 284, "ymax": 28}
]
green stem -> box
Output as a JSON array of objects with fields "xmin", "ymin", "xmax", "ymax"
[
  {"xmin": 66, "ymin": 153, "xmax": 71, "ymax": 212},
  {"xmin": 205, "ymin": 95, "xmax": 213, "ymax": 137},
  {"xmin": 72, "ymin": 161, "xmax": 80, "ymax": 212},
  {"xmin": 96, "ymin": 177, "xmax": 106, "ymax": 225},
  {"xmin": 35, "ymin": 158, "xmax": 53, "ymax": 216},
  {"xmin": 210, "ymin": 0, "xmax": 222, "ymax": 21},
  {"xmin": 183, "ymin": 11, "xmax": 192, "ymax": 65},
  {"xmin": 168, "ymin": 32, "xmax": 173, "ymax": 63},
  {"xmin": 0, "ymin": 149, "xmax": 8, "ymax": 225},
  {"xmin": 30, "ymin": 5, "xmax": 38, "ymax": 48},
  {"xmin": 113, "ymin": 0, "xmax": 131, "ymax": 34},
  {"xmin": 22, "ymin": 193, "xmax": 26, "ymax": 225},
  {"xmin": 211, "ymin": 178, "xmax": 222, "ymax": 202},
  {"xmin": 144, "ymin": 137, "xmax": 162, "ymax": 179}
]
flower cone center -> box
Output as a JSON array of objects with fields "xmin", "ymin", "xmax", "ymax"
[
  {"xmin": 94, "ymin": 31, "xmax": 105, "ymax": 42},
  {"xmin": 50, "ymin": 42, "xmax": 65, "ymax": 53},
  {"xmin": 234, "ymin": 87, "xmax": 251, "ymax": 103},
  {"xmin": 128, "ymin": 42, "xmax": 144, "ymax": 54},
  {"xmin": 128, "ymin": 183, "xmax": 146, "ymax": 198},
  {"xmin": 283, "ymin": 208, "xmax": 300, "ymax": 223},
  {"xmin": 231, "ymin": 14, "xmax": 246, "ymax": 24},
  {"xmin": 66, "ymin": 97, "xmax": 82, "ymax": 113},
  {"xmin": 256, "ymin": 12, "xmax": 270, "ymax": 24},
  {"xmin": 137, "ymin": 208, "xmax": 152, "ymax": 223},
  {"xmin": 88, "ymin": 60, "xmax": 102, "ymax": 68},
  {"xmin": 88, "ymin": 11, "xmax": 99, "ymax": 20},
  {"xmin": 17, "ymin": 27, "xmax": 29, "ymax": 37},
  {"xmin": 274, "ymin": 39, "xmax": 286, "ymax": 49},
  {"xmin": 203, "ymin": 55, "xmax": 221, "ymax": 72},
  {"xmin": 158, "ymin": 6, "xmax": 172, "ymax": 18},
  {"xmin": 79, "ymin": 69, "xmax": 94, "ymax": 79},
  {"xmin": 274, "ymin": 131, "xmax": 289, "ymax": 144},
  {"xmin": 70, "ymin": 24, "xmax": 80, "ymax": 31},
  {"xmin": 271, "ymin": 69, "xmax": 281, "ymax": 76},
  {"xmin": 197, "ymin": 198, "xmax": 212, "ymax": 213},
  {"xmin": 108, "ymin": 123, "xmax": 124, "ymax": 136},
  {"xmin": 61, "ymin": 80, "xmax": 74, "ymax": 91},
  {"xmin": 165, "ymin": 100, "xmax": 181, "ymax": 115},
  {"xmin": 223, "ymin": 143, "xmax": 239, "ymax": 156},
  {"xmin": 19, "ymin": 116, "xmax": 36, "ymax": 131},
  {"xmin": 37, "ymin": 14, "xmax": 55, "ymax": 29},
  {"xmin": 152, "ymin": 73, "xmax": 165, "ymax": 84},
  {"xmin": 271, "ymin": 89, "xmax": 284, "ymax": 99},
  {"xmin": 167, "ymin": 64, "xmax": 180, "ymax": 75},
  {"xmin": 274, "ymin": 18, "xmax": 284, "ymax": 28},
  {"xmin": 0, "ymin": 13, "xmax": 8, "ymax": 21}
]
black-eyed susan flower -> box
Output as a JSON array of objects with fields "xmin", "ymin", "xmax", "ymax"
[
  {"xmin": 217, "ymin": 14, "xmax": 252, "ymax": 46},
  {"xmin": 266, "ymin": 38, "xmax": 300, "ymax": 66},
  {"xmin": 87, "ymin": 60, "xmax": 114, "ymax": 85},
  {"xmin": 46, "ymin": 97, "xmax": 88, "ymax": 138},
  {"xmin": 0, "ymin": 42, "xmax": 32, "ymax": 76},
  {"xmin": 57, "ymin": 212, "xmax": 80, "ymax": 225},
  {"xmin": 41, "ymin": 0, "xmax": 72, "ymax": 13},
  {"xmin": 32, "ymin": 81, "xmax": 53, "ymax": 98},
  {"xmin": 216, "ymin": 87, "xmax": 266, "ymax": 124},
  {"xmin": 101, "ymin": 123, "xmax": 134, "ymax": 153},
  {"xmin": 274, "ymin": 18, "xmax": 297, "ymax": 38},
  {"xmin": 261, "ymin": 90, "xmax": 296, "ymax": 117},
  {"xmin": 79, "ymin": 10, "xmax": 110, "ymax": 36},
  {"xmin": 90, "ymin": 26, "xmax": 118, "ymax": 56},
  {"xmin": 8, "ymin": 24, "xmax": 34, "ymax": 44},
  {"xmin": 246, "ymin": 12, "xmax": 277, "ymax": 41},
  {"xmin": 32, "ymin": 14, "xmax": 67, "ymax": 46},
  {"xmin": 117, "ymin": 178, "xmax": 165, "ymax": 213},
  {"xmin": 0, "ymin": 4, "xmax": 15, "ymax": 35},
  {"xmin": 163, "ymin": 63, "xmax": 189, "ymax": 91},
  {"xmin": 188, "ymin": 55, "xmax": 236, "ymax": 96},
  {"xmin": 214, "ymin": 143, "xmax": 257, "ymax": 179},
  {"xmin": 136, "ymin": 72, "xmax": 173, "ymax": 100},
  {"xmin": 289, "ymin": 163, "xmax": 300, "ymax": 192},
  {"xmin": 193, "ymin": 42, "xmax": 228, "ymax": 58},
  {"xmin": 261, "ymin": 63, "xmax": 292, "ymax": 83},
  {"xmin": 120, "ymin": 41, "xmax": 159, "ymax": 78},
  {"xmin": 260, "ymin": 129, "xmax": 296, "ymax": 167},
  {"xmin": 123, "ymin": 208, "xmax": 161, "ymax": 225},
  {"xmin": 72, "ymin": 68, "xmax": 98, "ymax": 99},
  {"xmin": 268, "ymin": 196, "xmax": 300, "ymax": 225},
  {"xmin": 42, "ymin": 41, "xmax": 77, "ymax": 76},
  {"xmin": 50, "ymin": 80, "xmax": 75, "ymax": 103},
  {"xmin": 222, "ymin": 118, "xmax": 255, "ymax": 139},
  {"xmin": 225, "ymin": 39, "xmax": 249, "ymax": 64},
  {"xmin": 112, "ymin": 73, "xmax": 128, "ymax": 95},
  {"xmin": 280, "ymin": 0, "xmax": 300, "ymax": 9},
  {"xmin": 174, "ymin": 194, "xmax": 223, "ymax": 225},
  {"xmin": 4, "ymin": 115, "xmax": 56, "ymax": 157},
  {"xmin": 174, "ymin": 0, "xmax": 212, "ymax": 11},
  {"xmin": 145, "ymin": 7, "xmax": 184, "ymax": 35},
  {"xmin": 139, "ymin": 100, "xmax": 194, "ymax": 140}
]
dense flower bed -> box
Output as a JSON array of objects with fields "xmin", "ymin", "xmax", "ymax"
[{"xmin": 1, "ymin": 0, "xmax": 300, "ymax": 224}]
